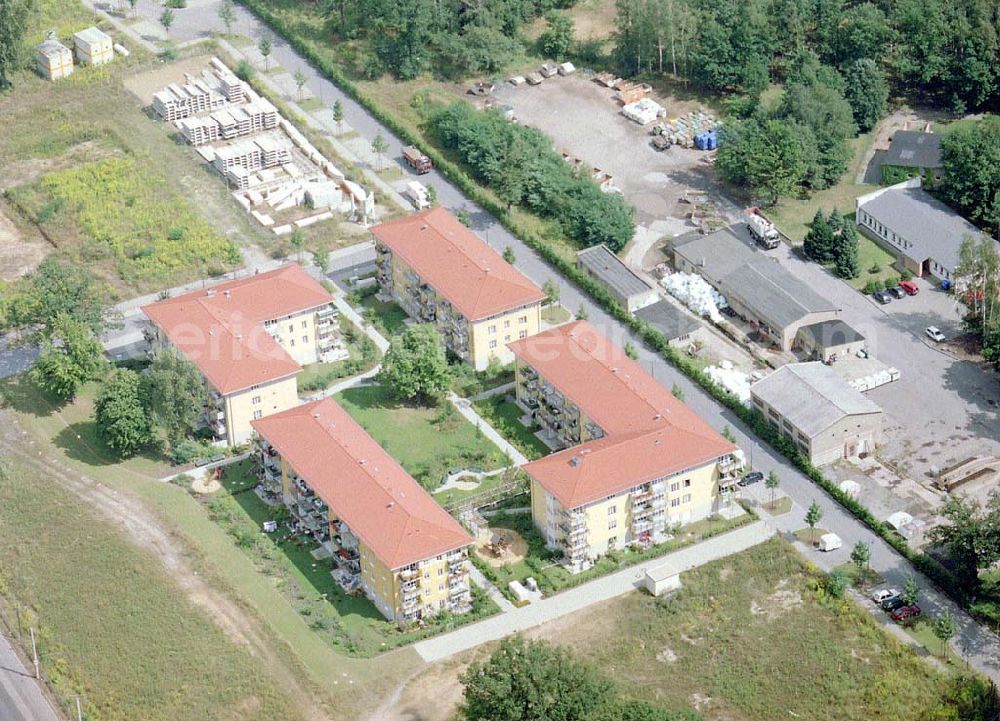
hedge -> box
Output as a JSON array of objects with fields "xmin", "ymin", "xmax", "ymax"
[{"xmin": 238, "ymin": 0, "xmax": 971, "ymax": 613}]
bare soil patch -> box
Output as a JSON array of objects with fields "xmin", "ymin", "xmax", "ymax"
[
  {"xmin": 0, "ymin": 201, "xmax": 48, "ymax": 280},
  {"xmin": 474, "ymin": 528, "xmax": 528, "ymax": 567}
]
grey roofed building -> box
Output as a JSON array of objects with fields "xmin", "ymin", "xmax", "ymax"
[
  {"xmin": 856, "ymin": 179, "xmax": 993, "ymax": 281},
  {"xmin": 885, "ymin": 130, "xmax": 942, "ymax": 169},
  {"xmin": 751, "ymin": 362, "xmax": 880, "ymax": 438},
  {"xmin": 634, "ymin": 299, "xmax": 701, "ymax": 343},
  {"xmin": 672, "ymin": 225, "xmax": 839, "ymax": 350},
  {"xmin": 797, "ymin": 319, "xmax": 864, "ymax": 346},
  {"xmin": 576, "ymin": 244, "xmax": 658, "ymax": 312}
]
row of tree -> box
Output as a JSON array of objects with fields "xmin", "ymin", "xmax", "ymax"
[
  {"xmin": 431, "ymin": 101, "xmax": 635, "ymax": 250},
  {"xmin": 929, "ymin": 491, "xmax": 1000, "ymax": 595},
  {"xmin": 319, "ymin": 0, "xmax": 576, "ymax": 80},
  {"xmin": 803, "ymin": 208, "xmax": 860, "ymax": 279},
  {"xmin": 938, "ymin": 116, "xmax": 1000, "ymax": 232},
  {"xmin": 612, "ymin": 0, "xmax": 998, "ymax": 113},
  {"xmin": 954, "ymin": 236, "xmax": 1000, "ymax": 372}
]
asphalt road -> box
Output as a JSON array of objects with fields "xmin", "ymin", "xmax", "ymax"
[
  {"xmin": 0, "ymin": 632, "xmax": 61, "ymax": 721},
  {"xmin": 62, "ymin": 0, "xmax": 1000, "ymax": 682}
]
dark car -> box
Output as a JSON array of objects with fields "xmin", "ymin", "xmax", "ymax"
[
  {"xmin": 738, "ymin": 471, "xmax": 764, "ymax": 487},
  {"xmin": 891, "ymin": 604, "xmax": 922, "ymax": 622},
  {"xmin": 887, "ymin": 286, "xmax": 906, "ymax": 299},
  {"xmin": 881, "ymin": 594, "xmax": 905, "ymax": 612},
  {"xmin": 873, "ymin": 290, "xmax": 893, "ymax": 305}
]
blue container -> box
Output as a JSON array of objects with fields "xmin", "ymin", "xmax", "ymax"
[
  {"xmin": 706, "ymin": 131, "xmax": 717, "ymax": 150},
  {"xmin": 941, "ymin": 279, "xmax": 952, "ymax": 291},
  {"xmin": 694, "ymin": 132, "xmax": 708, "ymax": 150}
]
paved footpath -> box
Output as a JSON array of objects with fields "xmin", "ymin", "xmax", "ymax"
[
  {"xmin": 413, "ymin": 521, "xmax": 774, "ymax": 662},
  {"xmin": 0, "ymin": 631, "xmax": 61, "ymax": 721}
]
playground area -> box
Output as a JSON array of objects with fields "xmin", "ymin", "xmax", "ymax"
[{"xmin": 474, "ymin": 528, "xmax": 529, "ymax": 568}]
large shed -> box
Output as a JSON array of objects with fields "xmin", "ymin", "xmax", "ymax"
[
  {"xmin": 795, "ymin": 319, "xmax": 866, "ymax": 362},
  {"xmin": 634, "ymin": 299, "xmax": 704, "ymax": 347},
  {"xmin": 576, "ymin": 244, "xmax": 658, "ymax": 313}
]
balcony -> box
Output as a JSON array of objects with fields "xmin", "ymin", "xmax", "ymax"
[
  {"xmin": 317, "ymin": 304, "xmax": 337, "ymax": 319},
  {"xmin": 520, "ymin": 366, "xmax": 538, "ymax": 380}
]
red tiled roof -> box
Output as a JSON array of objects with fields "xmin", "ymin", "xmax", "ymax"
[
  {"xmin": 141, "ymin": 265, "xmax": 331, "ymax": 394},
  {"xmin": 371, "ymin": 208, "xmax": 545, "ymax": 321},
  {"xmin": 511, "ymin": 321, "xmax": 736, "ymax": 508},
  {"xmin": 252, "ymin": 398, "xmax": 472, "ymax": 570}
]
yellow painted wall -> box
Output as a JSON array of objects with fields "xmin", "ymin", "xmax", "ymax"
[
  {"xmin": 224, "ymin": 375, "xmax": 300, "ymax": 445},
  {"xmin": 469, "ymin": 304, "xmax": 541, "ymax": 370},
  {"xmin": 266, "ymin": 307, "xmax": 326, "ymax": 366},
  {"xmin": 360, "ymin": 546, "xmax": 467, "ymax": 621}
]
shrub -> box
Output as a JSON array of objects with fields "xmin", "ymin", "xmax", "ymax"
[
  {"xmin": 235, "ymin": 59, "xmax": 254, "ymax": 81},
  {"xmin": 169, "ymin": 438, "xmax": 212, "ymax": 465}
]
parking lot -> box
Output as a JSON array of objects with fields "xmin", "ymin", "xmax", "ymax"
[{"xmin": 493, "ymin": 74, "xmax": 741, "ymax": 227}]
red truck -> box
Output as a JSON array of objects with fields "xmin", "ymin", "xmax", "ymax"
[{"xmin": 402, "ymin": 145, "xmax": 432, "ymax": 174}]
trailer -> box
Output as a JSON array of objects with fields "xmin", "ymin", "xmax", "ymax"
[
  {"xmin": 746, "ymin": 207, "xmax": 780, "ymax": 249},
  {"xmin": 402, "ymin": 145, "xmax": 432, "ymax": 174},
  {"xmin": 405, "ymin": 181, "xmax": 430, "ymax": 210}
]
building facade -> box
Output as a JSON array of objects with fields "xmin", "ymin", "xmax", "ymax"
[
  {"xmin": 512, "ymin": 321, "xmax": 741, "ymax": 571},
  {"xmin": 142, "ymin": 264, "xmax": 342, "ymax": 445},
  {"xmin": 373, "ymin": 208, "xmax": 546, "ymax": 370},
  {"xmin": 253, "ymin": 399, "xmax": 473, "ymax": 623}
]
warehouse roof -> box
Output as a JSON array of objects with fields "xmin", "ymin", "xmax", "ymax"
[
  {"xmin": 634, "ymin": 300, "xmax": 701, "ymax": 341},
  {"xmin": 750, "ymin": 362, "xmax": 881, "ymax": 437},
  {"xmin": 857, "ymin": 182, "xmax": 990, "ymax": 273},
  {"xmin": 674, "ymin": 225, "xmax": 837, "ymax": 330},
  {"xmin": 371, "ymin": 208, "xmax": 545, "ymax": 322},
  {"xmin": 142, "ymin": 264, "xmax": 331, "ymax": 394},
  {"xmin": 576, "ymin": 244, "xmax": 653, "ymax": 300},
  {"xmin": 886, "ymin": 131, "xmax": 942, "ymax": 169},
  {"xmin": 512, "ymin": 321, "xmax": 736, "ymax": 509},
  {"xmin": 252, "ymin": 398, "xmax": 472, "ymax": 570}
]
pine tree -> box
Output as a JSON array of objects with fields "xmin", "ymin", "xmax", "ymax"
[
  {"xmin": 804, "ymin": 209, "xmax": 834, "ymax": 263},
  {"xmin": 835, "ymin": 222, "xmax": 861, "ymax": 279}
]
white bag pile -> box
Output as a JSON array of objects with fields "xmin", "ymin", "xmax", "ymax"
[
  {"xmin": 660, "ymin": 272, "xmax": 727, "ymax": 323},
  {"xmin": 704, "ymin": 360, "xmax": 751, "ymax": 406}
]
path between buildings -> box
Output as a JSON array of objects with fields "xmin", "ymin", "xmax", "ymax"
[
  {"xmin": 447, "ymin": 393, "xmax": 528, "ymax": 466},
  {"xmin": 413, "ymin": 521, "xmax": 775, "ymax": 662},
  {"xmin": 468, "ymin": 565, "xmax": 516, "ymax": 614}
]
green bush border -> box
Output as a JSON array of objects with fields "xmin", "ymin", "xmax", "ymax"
[{"xmin": 238, "ymin": 0, "xmax": 969, "ymax": 611}]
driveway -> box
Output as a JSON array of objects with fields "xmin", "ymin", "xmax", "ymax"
[{"xmin": 84, "ymin": 0, "xmax": 1000, "ymax": 682}]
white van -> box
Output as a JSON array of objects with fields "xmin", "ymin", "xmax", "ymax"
[{"xmin": 818, "ymin": 533, "xmax": 843, "ymax": 552}]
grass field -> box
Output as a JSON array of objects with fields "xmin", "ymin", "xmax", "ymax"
[
  {"xmin": 359, "ymin": 295, "xmax": 408, "ymax": 335},
  {"xmin": 529, "ymin": 539, "xmax": 953, "ymax": 721},
  {"xmin": 0, "ymin": 457, "xmax": 304, "ymax": 721},
  {"xmin": 472, "ymin": 396, "xmax": 549, "ymax": 460},
  {"xmin": 335, "ymin": 384, "xmax": 506, "ymax": 488}
]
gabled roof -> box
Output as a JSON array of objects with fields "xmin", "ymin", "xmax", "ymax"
[
  {"xmin": 750, "ymin": 362, "xmax": 881, "ymax": 437},
  {"xmin": 252, "ymin": 399, "xmax": 472, "ymax": 570},
  {"xmin": 512, "ymin": 321, "xmax": 736, "ymax": 509},
  {"xmin": 576, "ymin": 244, "xmax": 653, "ymax": 299},
  {"xmin": 141, "ymin": 265, "xmax": 331, "ymax": 394},
  {"xmin": 886, "ymin": 131, "xmax": 942, "ymax": 169},
  {"xmin": 371, "ymin": 208, "xmax": 545, "ymax": 322}
]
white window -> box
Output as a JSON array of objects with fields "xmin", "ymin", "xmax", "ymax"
[
  {"xmin": 438, "ymin": 583, "xmax": 444, "ymax": 592},
  {"xmin": 682, "ymin": 493, "xmax": 692, "ymax": 503},
  {"xmin": 504, "ymin": 319, "xmax": 511, "ymax": 328},
  {"xmin": 670, "ymin": 482, "xmax": 680, "ymax": 492},
  {"xmin": 489, "ymin": 340, "xmax": 497, "ymax": 349},
  {"xmin": 302, "ymin": 335, "xmax": 308, "ymax": 343},
  {"xmin": 670, "ymin": 498, "xmax": 680, "ymax": 508},
  {"xmin": 252, "ymin": 395, "xmax": 261, "ymax": 405},
  {"xmin": 504, "ymin": 335, "xmax": 511, "ymax": 343},
  {"xmin": 519, "ymin": 331, "xmax": 527, "ymax": 339},
  {"xmin": 302, "ymin": 320, "xmax": 308, "ymax": 328},
  {"xmin": 253, "ymin": 410, "xmax": 263, "ymax": 420},
  {"xmin": 519, "ymin": 315, "xmax": 527, "ymax": 324},
  {"xmin": 489, "ymin": 324, "xmax": 497, "ymax": 334},
  {"xmin": 608, "ymin": 518, "xmax": 617, "ymax": 530},
  {"xmin": 290, "ymin": 339, "xmax": 295, "ymax": 347},
  {"xmin": 438, "ymin": 567, "xmax": 444, "ymax": 576},
  {"xmin": 288, "ymin": 324, "xmax": 293, "ymax": 332},
  {"xmin": 608, "ymin": 505, "xmax": 616, "ymax": 515}
]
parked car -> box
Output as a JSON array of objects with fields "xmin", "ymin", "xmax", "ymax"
[
  {"xmin": 818, "ymin": 533, "xmax": 842, "ymax": 552},
  {"xmin": 891, "ymin": 604, "xmax": 922, "ymax": 622},
  {"xmin": 871, "ymin": 588, "xmax": 900, "ymax": 605},
  {"xmin": 873, "ymin": 290, "xmax": 893, "ymax": 304},
  {"xmin": 925, "ymin": 326, "xmax": 946, "ymax": 342},
  {"xmin": 887, "ymin": 286, "xmax": 906, "ymax": 299},
  {"xmin": 881, "ymin": 595, "xmax": 905, "ymax": 612},
  {"xmin": 899, "ymin": 280, "xmax": 919, "ymax": 295},
  {"xmin": 738, "ymin": 471, "xmax": 764, "ymax": 487}
]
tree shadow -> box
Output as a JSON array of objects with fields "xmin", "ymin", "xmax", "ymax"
[{"xmin": 0, "ymin": 376, "xmax": 61, "ymax": 419}]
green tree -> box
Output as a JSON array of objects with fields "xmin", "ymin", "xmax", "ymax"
[
  {"xmin": 624, "ymin": 341, "xmax": 638, "ymax": 360},
  {"xmin": 826, "ymin": 569, "xmax": 848, "ymax": 598},
  {"xmin": 289, "ymin": 228, "xmax": 307, "ymax": 262},
  {"xmin": 778, "ymin": 83, "xmax": 856, "ymax": 189},
  {"xmin": 843, "ymin": 58, "xmax": 888, "ymax": 132},
  {"xmin": 30, "ymin": 314, "xmax": 105, "ymax": 401},
  {"xmin": 258, "ymin": 35, "xmax": 273, "ymax": 71},
  {"xmin": 94, "ymin": 368, "xmax": 153, "ymax": 457},
  {"xmin": 803, "ymin": 209, "xmax": 834, "ymax": 263},
  {"xmin": 143, "ymin": 347, "xmax": 206, "ymax": 446},
  {"xmin": 0, "ymin": 0, "xmax": 30, "ymax": 90},
  {"xmin": 928, "ymin": 493, "xmax": 1000, "ymax": 594},
  {"xmin": 160, "ymin": 7, "xmax": 175, "ymax": 33},
  {"xmin": 834, "ymin": 222, "xmax": 861, "ymax": 279},
  {"xmin": 721, "ymin": 425, "xmax": 736, "ymax": 443},
  {"xmin": 830, "ymin": 2, "xmax": 893, "ymax": 66},
  {"xmin": 378, "ymin": 324, "xmax": 450, "ymax": 401},
  {"xmin": 502, "ymin": 246, "xmax": 516, "ymax": 264},
  {"xmin": 461, "ymin": 636, "xmax": 612, "ymax": 721},
  {"xmin": 332, "ymin": 99, "xmax": 344, "ymax": 134},
  {"xmin": 539, "ymin": 11, "xmax": 575, "ymax": 58},
  {"xmin": 851, "ymin": 540, "xmax": 871, "ymax": 582},
  {"xmin": 827, "ymin": 207, "xmax": 844, "ymax": 236},
  {"xmin": 716, "ymin": 118, "xmax": 806, "ymax": 205},
  {"xmin": 805, "ymin": 500, "xmax": 823, "ymax": 543},
  {"xmin": 217, "ymin": 0, "xmax": 237, "ymax": 35},
  {"xmin": 543, "ymin": 278, "xmax": 560, "ymax": 305},
  {"xmin": 293, "ymin": 67, "xmax": 307, "ymax": 100},
  {"xmin": 902, "ymin": 575, "xmax": 919, "ymax": 606},
  {"xmin": 765, "ymin": 470, "xmax": 780, "ymax": 507},
  {"xmin": 3, "ymin": 258, "xmax": 111, "ymax": 339},
  {"xmin": 576, "ymin": 305, "xmax": 589, "ymax": 321},
  {"xmin": 940, "ymin": 117, "xmax": 1000, "ymax": 227},
  {"xmin": 671, "ymin": 383, "xmax": 685, "ymax": 401},
  {"xmin": 371, "ymin": 132, "xmax": 389, "ymax": 171},
  {"xmin": 954, "ymin": 236, "xmax": 1000, "ymax": 340},
  {"xmin": 932, "ymin": 611, "xmax": 957, "ymax": 656},
  {"xmin": 366, "ymin": 0, "xmax": 435, "ymax": 80}
]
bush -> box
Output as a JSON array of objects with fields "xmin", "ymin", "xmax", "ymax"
[
  {"xmin": 234, "ymin": 59, "xmax": 254, "ymax": 81},
  {"xmin": 169, "ymin": 438, "xmax": 212, "ymax": 465}
]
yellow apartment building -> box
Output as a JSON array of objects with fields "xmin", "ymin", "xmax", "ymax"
[
  {"xmin": 372, "ymin": 208, "xmax": 546, "ymax": 370},
  {"xmin": 142, "ymin": 264, "xmax": 341, "ymax": 445},
  {"xmin": 511, "ymin": 321, "xmax": 743, "ymax": 571},
  {"xmin": 252, "ymin": 398, "xmax": 473, "ymax": 622}
]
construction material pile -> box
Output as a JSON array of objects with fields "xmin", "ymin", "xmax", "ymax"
[
  {"xmin": 651, "ymin": 110, "xmax": 720, "ymax": 149},
  {"xmin": 660, "ymin": 272, "xmax": 726, "ymax": 322},
  {"xmin": 705, "ymin": 361, "xmax": 751, "ymax": 406}
]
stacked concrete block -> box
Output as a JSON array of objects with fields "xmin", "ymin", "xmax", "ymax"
[
  {"xmin": 35, "ymin": 39, "xmax": 74, "ymax": 80},
  {"xmin": 73, "ymin": 27, "xmax": 113, "ymax": 66}
]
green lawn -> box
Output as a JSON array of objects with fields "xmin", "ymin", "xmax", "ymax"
[
  {"xmin": 851, "ymin": 233, "xmax": 901, "ymax": 290},
  {"xmin": 472, "ymin": 396, "xmax": 549, "ymax": 460},
  {"xmin": 541, "ymin": 304, "xmax": 573, "ymax": 325},
  {"xmin": 359, "ymin": 295, "xmax": 408, "ymax": 335},
  {"xmin": 296, "ymin": 316, "xmax": 381, "ymax": 393},
  {"xmin": 196, "ymin": 461, "xmax": 499, "ymax": 657},
  {"xmin": 335, "ymin": 384, "xmax": 506, "ymax": 488},
  {"xmin": 762, "ymin": 496, "xmax": 793, "ymax": 516},
  {"xmin": 0, "ymin": 457, "xmax": 304, "ymax": 721},
  {"xmin": 537, "ymin": 539, "xmax": 955, "ymax": 721}
]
